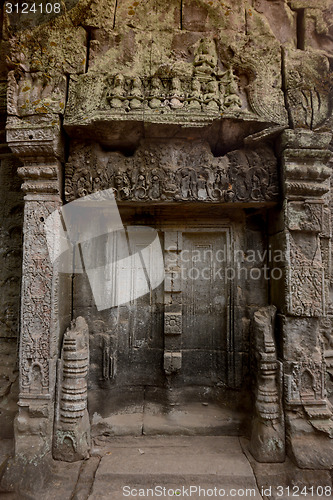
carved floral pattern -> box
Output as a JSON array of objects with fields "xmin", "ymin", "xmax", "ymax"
[{"xmin": 20, "ymin": 200, "xmax": 60, "ymax": 395}]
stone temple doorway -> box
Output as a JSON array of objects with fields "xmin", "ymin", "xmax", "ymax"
[{"xmin": 73, "ymin": 204, "xmax": 266, "ymax": 440}]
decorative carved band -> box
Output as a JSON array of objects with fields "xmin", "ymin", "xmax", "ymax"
[{"xmin": 65, "ymin": 141, "xmax": 279, "ymax": 204}]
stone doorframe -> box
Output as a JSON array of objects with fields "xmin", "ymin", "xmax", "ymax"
[{"xmin": 5, "ymin": 117, "xmax": 333, "ymax": 468}]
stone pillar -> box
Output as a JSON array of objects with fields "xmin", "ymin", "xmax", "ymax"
[
  {"xmin": 277, "ymin": 129, "xmax": 333, "ymax": 469},
  {"xmin": 6, "ymin": 115, "xmax": 64, "ymax": 460}
]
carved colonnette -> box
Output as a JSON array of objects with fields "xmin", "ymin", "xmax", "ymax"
[
  {"xmin": 250, "ymin": 305, "xmax": 285, "ymax": 463},
  {"xmin": 53, "ymin": 317, "xmax": 90, "ymax": 462},
  {"xmin": 278, "ymin": 129, "xmax": 333, "ymax": 468},
  {"xmin": 6, "ymin": 115, "xmax": 64, "ymax": 460}
]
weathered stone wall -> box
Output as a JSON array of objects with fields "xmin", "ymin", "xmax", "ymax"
[
  {"xmin": 0, "ymin": 154, "xmax": 23, "ymax": 438},
  {"xmin": 0, "ymin": 24, "xmax": 23, "ymax": 437},
  {"xmin": 0, "ymin": 0, "xmax": 333, "ymax": 473}
]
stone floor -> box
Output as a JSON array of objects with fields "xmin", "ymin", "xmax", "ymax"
[{"xmin": 0, "ymin": 436, "xmax": 332, "ymax": 500}]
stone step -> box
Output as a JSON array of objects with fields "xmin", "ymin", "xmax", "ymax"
[
  {"xmin": 91, "ymin": 403, "xmax": 247, "ymax": 443},
  {"xmin": 89, "ymin": 436, "xmax": 263, "ymax": 500}
]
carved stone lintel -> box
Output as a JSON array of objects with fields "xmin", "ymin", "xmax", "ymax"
[
  {"xmin": 64, "ymin": 141, "xmax": 279, "ymax": 204},
  {"xmin": 53, "ymin": 317, "xmax": 90, "ymax": 462},
  {"xmin": 250, "ymin": 306, "xmax": 285, "ymax": 463}
]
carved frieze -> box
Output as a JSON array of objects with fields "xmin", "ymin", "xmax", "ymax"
[
  {"xmin": 65, "ymin": 142, "xmax": 279, "ymax": 204},
  {"xmin": 105, "ymin": 69, "xmax": 242, "ymax": 113},
  {"xmin": 65, "ymin": 71, "xmax": 245, "ymax": 125}
]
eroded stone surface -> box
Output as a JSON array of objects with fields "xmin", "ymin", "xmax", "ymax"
[{"xmin": 0, "ymin": 0, "xmax": 333, "ymax": 481}]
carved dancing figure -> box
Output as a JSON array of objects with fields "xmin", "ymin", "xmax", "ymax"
[
  {"xmin": 135, "ymin": 167, "xmax": 148, "ymax": 199},
  {"xmin": 177, "ymin": 167, "xmax": 196, "ymax": 199},
  {"xmin": 213, "ymin": 165, "xmax": 229, "ymax": 200},
  {"xmin": 196, "ymin": 171, "xmax": 208, "ymax": 200},
  {"xmin": 120, "ymin": 172, "xmax": 132, "ymax": 199},
  {"xmin": 219, "ymin": 80, "xmax": 226, "ymax": 112},
  {"xmin": 149, "ymin": 169, "xmax": 164, "ymax": 199},
  {"xmin": 163, "ymin": 170, "xmax": 178, "ymax": 199},
  {"xmin": 114, "ymin": 171, "xmax": 124, "ymax": 200}
]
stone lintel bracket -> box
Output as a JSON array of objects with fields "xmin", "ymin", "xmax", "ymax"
[{"xmin": 6, "ymin": 115, "xmax": 64, "ymax": 196}]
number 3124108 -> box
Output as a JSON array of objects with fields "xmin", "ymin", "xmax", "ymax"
[{"xmin": 5, "ymin": 3, "xmax": 61, "ymax": 14}]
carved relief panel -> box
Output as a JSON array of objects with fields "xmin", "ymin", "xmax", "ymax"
[
  {"xmin": 21, "ymin": 200, "xmax": 60, "ymax": 397},
  {"xmin": 65, "ymin": 141, "xmax": 279, "ymax": 205}
]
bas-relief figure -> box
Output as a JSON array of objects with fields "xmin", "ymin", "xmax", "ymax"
[{"xmin": 0, "ymin": 0, "xmax": 333, "ymax": 489}]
